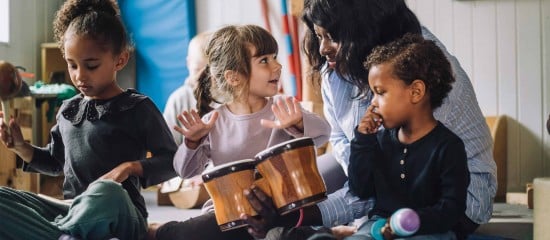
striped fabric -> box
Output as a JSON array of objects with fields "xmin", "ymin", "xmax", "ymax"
[{"xmin": 317, "ymin": 27, "xmax": 497, "ymax": 226}]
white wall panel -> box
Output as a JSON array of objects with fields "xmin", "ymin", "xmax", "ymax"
[
  {"xmin": 543, "ymin": 0, "xmax": 550, "ymax": 176},
  {"xmin": 434, "ymin": 0, "xmax": 454, "ymax": 50},
  {"xmin": 472, "ymin": 2, "xmax": 498, "ymax": 116},
  {"xmin": 410, "ymin": 0, "xmax": 549, "ymax": 191},
  {"xmin": 406, "ymin": 0, "xmax": 418, "ymax": 12},
  {"xmin": 496, "ymin": 1, "xmax": 520, "ymax": 188},
  {"xmin": 516, "ymin": 0, "xmax": 544, "ymax": 188},
  {"xmin": 452, "ymin": 1, "xmax": 474, "ymax": 80},
  {"xmin": 415, "ymin": 0, "xmax": 436, "ymax": 31}
]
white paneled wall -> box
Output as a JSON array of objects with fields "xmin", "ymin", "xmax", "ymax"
[{"xmin": 407, "ymin": 0, "xmax": 550, "ymax": 191}]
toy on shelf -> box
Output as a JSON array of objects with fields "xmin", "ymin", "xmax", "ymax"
[{"xmin": 0, "ymin": 60, "xmax": 23, "ymax": 125}]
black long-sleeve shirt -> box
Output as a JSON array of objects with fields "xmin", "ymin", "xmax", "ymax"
[
  {"xmin": 348, "ymin": 122, "xmax": 469, "ymax": 235},
  {"xmin": 24, "ymin": 89, "xmax": 178, "ymax": 218}
]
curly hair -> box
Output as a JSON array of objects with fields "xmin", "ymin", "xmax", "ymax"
[
  {"xmin": 194, "ymin": 25, "xmax": 278, "ymax": 116},
  {"xmin": 53, "ymin": 0, "xmax": 132, "ymax": 55},
  {"xmin": 301, "ymin": 0, "xmax": 421, "ymax": 97},
  {"xmin": 364, "ymin": 34, "xmax": 455, "ymax": 109}
]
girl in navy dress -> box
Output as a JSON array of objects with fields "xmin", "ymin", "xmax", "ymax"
[{"xmin": 0, "ymin": 0, "xmax": 177, "ymax": 239}]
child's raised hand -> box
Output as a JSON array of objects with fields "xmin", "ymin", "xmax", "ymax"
[
  {"xmin": 357, "ymin": 105, "xmax": 383, "ymax": 134},
  {"xmin": 0, "ymin": 112, "xmax": 25, "ymax": 149},
  {"xmin": 174, "ymin": 109, "xmax": 218, "ymax": 147},
  {"xmin": 260, "ymin": 96, "xmax": 304, "ymax": 131}
]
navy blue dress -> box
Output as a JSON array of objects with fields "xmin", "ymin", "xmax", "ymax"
[{"xmin": 24, "ymin": 89, "xmax": 178, "ymax": 218}]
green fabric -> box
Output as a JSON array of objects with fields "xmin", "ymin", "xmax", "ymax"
[
  {"xmin": 30, "ymin": 81, "xmax": 78, "ymax": 121},
  {"xmin": 0, "ymin": 180, "xmax": 147, "ymax": 239},
  {"xmin": 30, "ymin": 81, "xmax": 77, "ymax": 99},
  {"xmin": 0, "ymin": 187, "xmax": 66, "ymax": 239}
]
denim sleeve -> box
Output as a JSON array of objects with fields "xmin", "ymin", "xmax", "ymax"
[
  {"xmin": 321, "ymin": 76, "xmax": 351, "ymax": 175},
  {"xmin": 317, "ymin": 183, "xmax": 375, "ymax": 227}
]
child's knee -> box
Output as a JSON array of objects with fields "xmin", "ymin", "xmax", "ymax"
[{"xmin": 85, "ymin": 180, "xmax": 129, "ymax": 206}]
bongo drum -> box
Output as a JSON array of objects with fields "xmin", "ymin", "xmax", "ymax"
[
  {"xmin": 202, "ymin": 159, "xmax": 257, "ymax": 231},
  {"xmin": 255, "ymin": 137, "xmax": 327, "ymax": 215}
]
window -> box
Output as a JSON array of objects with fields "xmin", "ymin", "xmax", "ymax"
[{"xmin": 0, "ymin": 0, "xmax": 9, "ymax": 43}]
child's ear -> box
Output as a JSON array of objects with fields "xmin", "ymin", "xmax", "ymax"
[
  {"xmin": 410, "ymin": 79, "xmax": 426, "ymax": 104},
  {"xmin": 115, "ymin": 50, "xmax": 130, "ymax": 71},
  {"xmin": 224, "ymin": 70, "xmax": 240, "ymax": 86}
]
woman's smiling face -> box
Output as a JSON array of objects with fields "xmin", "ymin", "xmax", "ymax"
[{"xmin": 314, "ymin": 24, "xmax": 340, "ymax": 69}]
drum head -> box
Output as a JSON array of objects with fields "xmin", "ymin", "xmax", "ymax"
[
  {"xmin": 202, "ymin": 159, "xmax": 256, "ymax": 183},
  {"xmin": 255, "ymin": 137, "xmax": 314, "ymax": 162}
]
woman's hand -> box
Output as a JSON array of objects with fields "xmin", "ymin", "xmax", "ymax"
[
  {"xmin": 100, "ymin": 161, "xmax": 142, "ymax": 183},
  {"xmin": 241, "ymin": 185, "xmax": 279, "ymax": 239},
  {"xmin": 174, "ymin": 109, "xmax": 218, "ymax": 148},
  {"xmin": 357, "ymin": 105, "xmax": 383, "ymax": 134},
  {"xmin": 261, "ymin": 96, "xmax": 304, "ymax": 131},
  {"xmin": 331, "ymin": 225, "xmax": 357, "ymax": 239}
]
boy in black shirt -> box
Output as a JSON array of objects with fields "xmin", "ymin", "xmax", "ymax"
[{"xmin": 346, "ymin": 34, "xmax": 470, "ymax": 239}]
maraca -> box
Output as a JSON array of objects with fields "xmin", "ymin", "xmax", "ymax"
[
  {"xmin": 0, "ymin": 60, "xmax": 23, "ymax": 125},
  {"xmin": 371, "ymin": 208, "xmax": 420, "ymax": 240}
]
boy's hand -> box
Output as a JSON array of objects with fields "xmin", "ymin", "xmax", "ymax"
[
  {"xmin": 381, "ymin": 218, "xmax": 395, "ymax": 240},
  {"xmin": 357, "ymin": 105, "xmax": 382, "ymax": 134},
  {"xmin": 174, "ymin": 110, "xmax": 218, "ymax": 148},
  {"xmin": 261, "ymin": 96, "xmax": 304, "ymax": 131},
  {"xmin": 242, "ymin": 185, "xmax": 279, "ymax": 239}
]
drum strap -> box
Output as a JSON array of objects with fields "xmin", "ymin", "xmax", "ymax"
[{"xmin": 295, "ymin": 208, "xmax": 304, "ymax": 227}]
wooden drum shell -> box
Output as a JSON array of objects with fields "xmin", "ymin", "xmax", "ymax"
[
  {"xmin": 255, "ymin": 137, "xmax": 327, "ymax": 215},
  {"xmin": 202, "ymin": 159, "xmax": 257, "ymax": 231}
]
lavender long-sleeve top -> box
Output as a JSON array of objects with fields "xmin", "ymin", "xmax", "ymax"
[{"xmin": 173, "ymin": 96, "xmax": 331, "ymax": 178}]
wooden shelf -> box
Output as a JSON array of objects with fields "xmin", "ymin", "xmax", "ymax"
[{"xmin": 41, "ymin": 42, "xmax": 68, "ymax": 83}]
